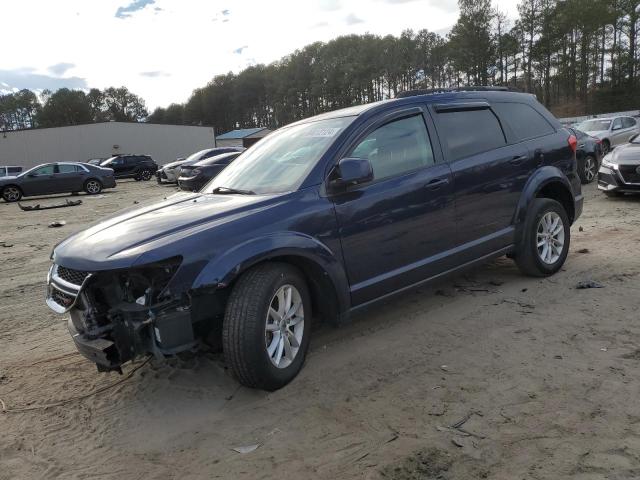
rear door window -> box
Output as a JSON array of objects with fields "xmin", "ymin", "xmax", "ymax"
[
  {"xmin": 492, "ymin": 103, "xmax": 555, "ymax": 141},
  {"xmin": 8, "ymin": 167, "xmax": 22, "ymax": 174},
  {"xmin": 612, "ymin": 118, "xmax": 623, "ymax": 130},
  {"xmin": 623, "ymin": 117, "xmax": 636, "ymax": 128},
  {"xmin": 57, "ymin": 164, "xmax": 78, "ymax": 173},
  {"xmin": 349, "ymin": 114, "xmax": 435, "ymax": 181},
  {"xmin": 436, "ymin": 109, "xmax": 506, "ymax": 161}
]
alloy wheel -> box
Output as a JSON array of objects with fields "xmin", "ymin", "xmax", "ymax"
[
  {"xmin": 584, "ymin": 157, "xmax": 596, "ymax": 182},
  {"xmin": 86, "ymin": 181, "xmax": 101, "ymax": 194},
  {"xmin": 141, "ymin": 170, "xmax": 152, "ymax": 180},
  {"xmin": 536, "ymin": 211, "xmax": 565, "ymax": 264},
  {"xmin": 3, "ymin": 187, "xmax": 20, "ymax": 202},
  {"xmin": 265, "ymin": 284, "xmax": 304, "ymax": 369}
]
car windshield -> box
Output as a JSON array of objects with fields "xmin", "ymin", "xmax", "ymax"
[
  {"xmin": 578, "ymin": 119, "xmax": 611, "ymax": 132},
  {"xmin": 203, "ymin": 117, "xmax": 352, "ymax": 195},
  {"xmin": 100, "ymin": 157, "xmax": 118, "ymax": 166}
]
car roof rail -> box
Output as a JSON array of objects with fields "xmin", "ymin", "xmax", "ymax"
[{"xmin": 396, "ymin": 86, "xmax": 520, "ymax": 98}]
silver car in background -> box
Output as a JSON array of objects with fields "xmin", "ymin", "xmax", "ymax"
[{"xmin": 576, "ymin": 116, "xmax": 639, "ymax": 154}]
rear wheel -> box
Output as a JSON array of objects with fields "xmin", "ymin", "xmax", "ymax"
[
  {"xmin": 2, "ymin": 186, "xmax": 22, "ymax": 202},
  {"xmin": 579, "ymin": 155, "xmax": 597, "ymax": 184},
  {"xmin": 222, "ymin": 263, "xmax": 311, "ymax": 391},
  {"xmin": 139, "ymin": 169, "xmax": 153, "ymax": 181},
  {"xmin": 84, "ymin": 179, "xmax": 102, "ymax": 195},
  {"xmin": 514, "ymin": 198, "xmax": 570, "ymax": 277}
]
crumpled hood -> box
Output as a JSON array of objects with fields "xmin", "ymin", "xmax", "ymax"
[
  {"xmin": 607, "ymin": 143, "xmax": 640, "ymax": 165},
  {"xmin": 52, "ymin": 191, "xmax": 282, "ymax": 271}
]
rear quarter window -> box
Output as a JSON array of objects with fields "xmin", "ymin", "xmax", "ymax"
[
  {"xmin": 436, "ymin": 109, "xmax": 506, "ymax": 161},
  {"xmin": 492, "ymin": 102, "xmax": 555, "ymax": 141}
]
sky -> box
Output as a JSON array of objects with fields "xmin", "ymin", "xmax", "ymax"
[{"xmin": 1, "ymin": 0, "xmax": 520, "ymax": 110}]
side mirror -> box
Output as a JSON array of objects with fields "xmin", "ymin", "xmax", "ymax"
[{"xmin": 328, "ymin": 157, "xmax": 373, "ymax": 192}]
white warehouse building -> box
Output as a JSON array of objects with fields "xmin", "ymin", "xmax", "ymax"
[{"xmin": 0, "ymin": 122, "xmax": 216, "ymax": 169}]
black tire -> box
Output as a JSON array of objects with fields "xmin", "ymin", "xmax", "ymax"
[
  {"xmin": 139, "ymin": 169, "xmax": 153, "ymax": 181},
  {"xmin": 222, "ymin": 262, "xmax": 312, "ymax": 391},
  {"xmin": 514, "ymin": 198, "xmax": 570, "ymax": 277},
  {"xmin": 602, "ymin": 139, "xmax": 611, "ymax": 155},
  {"xmin": 83, "ymin": 179, "xmax": 102, "ymax": 195},
  {"xmin": 578, "ymin": 155, "xmax": 597, "ymax": 184},
  {"xmin": 1, "ymin": 185, "xmax": 22, "ymax": 203}
]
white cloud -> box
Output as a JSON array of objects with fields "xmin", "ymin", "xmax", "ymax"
[{"xmin": 1, "ymin": 0, "xmax": 519, "ymax": 109}]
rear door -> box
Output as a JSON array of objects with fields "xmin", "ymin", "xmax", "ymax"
[
  {"xmin": 431, "ymin": 102, "xmax": 529, "ymax": 257},
  {"xmin": 332, "ymin": 107, "xmax": 456, "ymax": 305},
  {"xmin": 56, "ymin": 164, "xmax": 85, "ymax": 192}
]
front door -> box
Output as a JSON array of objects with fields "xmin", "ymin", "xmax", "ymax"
[
  {"xmin": 331, "ymin": 109, "xmax": 456, "ymax": 305},
  {"xmin": 22, "ymin": 164, "xmax": 61, "ymax": 196}
]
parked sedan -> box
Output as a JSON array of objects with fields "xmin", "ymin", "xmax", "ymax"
[
  {"xmin": 569, "ymin": 128, "xmax": 602, "ymax": 184},
  {"xmin": 178, "ymin": 152, "xmax": 242, "ymax": 191},
  {"xmin": 156, "ymin": 147, "xmax": 244, "ymax": 184},
  {"xmin": 0, "ymin": 162, "xmax": 116, "ymax": 202},
  {"xmin": 576, "ymin": 116, "xmax": 639, "ymax": 154},
  {"xmin": 598, "ymin": 133, "xmax": 640, "ymax": 197}
]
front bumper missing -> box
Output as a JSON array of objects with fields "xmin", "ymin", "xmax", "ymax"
[{"xmin": 46, "ymin": 263, "xmax": 197, "ymax": 371}]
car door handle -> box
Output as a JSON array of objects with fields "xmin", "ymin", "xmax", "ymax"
[
  {"xmin": 509, "ymin": 155, "xmax": 528, "ymax": 166},
  {"xmin": 425, "ymin": 177, "xmax": 450, "ymax": 190}
]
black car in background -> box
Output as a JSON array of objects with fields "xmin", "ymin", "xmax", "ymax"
[
  {"xmin": 569, "ymin": 128, "xmax": 603, "ymax": 184},
  {"xmin": 0, "ymin": 162, "xmax": 116, "ymax": 202},
  {"xmin": 101, "ymin": 154, "xmax": 158, "ymax": 181},
  {"xmin": 156, "ymin": 147, "xmax": 244, "ymax": 184},
  {"xmin": 178, "ymin": 151, "xmax": 243, "ymax": 191}
]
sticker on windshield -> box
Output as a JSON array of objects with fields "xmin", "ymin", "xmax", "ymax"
[{"xmin": 304, "ymin": 127, "xmax": 341, "ymax": 138}]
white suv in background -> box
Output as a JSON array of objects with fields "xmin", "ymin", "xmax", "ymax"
[
  {"xmin": 0, "ymin": 166, "xmax": 23, "ymax": 177},
  {"xmin": 576, "ymin": 116, "xmax": 640, "ymax": 154}
]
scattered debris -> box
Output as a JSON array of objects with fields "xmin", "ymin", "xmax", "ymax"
[
  {"xmin": 521, "ymin": 288, "xmax": 528, "ymax": 292},
  {"xmin": 554, "ymin": 355, "xmax": 563, "ymax": 360},
  {"xmin": 489, "ymin": 279, "xmax": 504, "ymax": 286},
  {"xmin": 576, "ymin": 280, "xmax": 604, "ymax": 289},
  {"xmin": 19, "ymin": 199, "xmax": 82, "ymax": 211},
  {"xmin": 600, "ymin": 347, "xmax": 608, "ymax": 352},
  {"xmin": 451, "ymin": 438, "xmax": 464, "ymax": 448},
  {"xmin": 0, "ymin": 241, "xmax": 13, "ymax": 248},
  {"xmin": 579, "ymin": 226, "xmax": 584, "ymax": 232},
  {"xmin": 48, "ymin": 221, "xmax": 67, "ymax": 228},
  {"xmin": 231, "ymin": 444, "xmax": 261, "ymax": 454},
  {"xmin": 133, "ymin": 200, "xmax": 139, "ymax": 204},
  {"xmin": 440, "ymin": 365, "xmax": 449, "ymax": 372},
  {"xmin": 577, "ymin": 248, "xmax": 590, "ymax": 254}
]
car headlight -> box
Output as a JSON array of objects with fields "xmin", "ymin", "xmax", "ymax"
[
  {"xmin": 192, "ymin": 168, "xmax": 202, "ymax": 176},
  {"xmin": 602, "ymin": 155, "xmax": 618, "ymax": 169},
  {"xmin": 118, "ymin": 256, "xmax": 182, "ymax": 306}
]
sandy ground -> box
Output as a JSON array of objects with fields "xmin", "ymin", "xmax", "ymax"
[{"xmin": 1, "ymin": 179, "xmax": 640, "ymax": 480}]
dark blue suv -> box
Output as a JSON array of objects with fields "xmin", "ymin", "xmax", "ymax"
[{"xmin": 46, "ymin": 88, "xmax": 583, "ymax": 390}]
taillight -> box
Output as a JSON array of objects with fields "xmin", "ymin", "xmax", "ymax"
[{"xmin": 568, "ymin": 134, "xmax": 577, "ymax": 153}]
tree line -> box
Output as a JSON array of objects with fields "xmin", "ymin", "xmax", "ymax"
[
  {"xmin": 2, "ymin": 0, "xmax": 639, "ymax": 133},
  {"xmin": 149, "ymin": 0, "xmax": 640, "ymax": 132},
  {"xmin": 0, "ymin": 87, "xmax": 148, "ymax": 131}
]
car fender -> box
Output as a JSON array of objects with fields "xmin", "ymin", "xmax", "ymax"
[
  {"xmin": 513, "ymin": 166, "xmax": 574, "ymax": 242},
  {"xmin": 192, "ymin": 231, "xmax": 351, "ymax": 313}
]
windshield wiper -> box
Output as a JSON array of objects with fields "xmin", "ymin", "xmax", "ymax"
[{"xmin": 211, "ymin": 186, "xmax": 256, "ymax": 195}]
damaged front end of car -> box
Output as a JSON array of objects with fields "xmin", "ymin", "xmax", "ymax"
[{"xmin": 46, "ymin": 257, "xmax": 222, "ymax": 373}]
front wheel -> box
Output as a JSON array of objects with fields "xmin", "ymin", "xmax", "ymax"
[
  {"xmin": 222, "ymin": 263, "xmax": 312, "ymax": 391},
  {"xmin": 2, "ymin": 186, "xmax": 22, "ymax": 202},
  {"xmin": 514, "ymin": 198, "xmax": 570, "ymax": 277}
]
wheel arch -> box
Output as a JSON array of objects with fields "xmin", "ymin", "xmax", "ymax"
[
  {"xmin": 192, "ymin": 233, "xmax": 351, "ymax": 323},
  {"xmin": 514, "ymin": 166, "xmax": 576, "ymax": 246}
]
